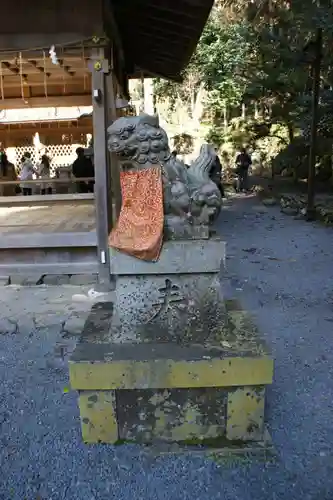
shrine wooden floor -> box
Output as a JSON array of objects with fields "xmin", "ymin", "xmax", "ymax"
[{"xmin": 0, "ymin": 203, "xmax": 96, "ymax": 235}]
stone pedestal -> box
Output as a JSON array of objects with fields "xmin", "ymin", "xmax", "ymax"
[{"xmin": 69, "ymin": 239, "xmax": 274, "ymax": 449}]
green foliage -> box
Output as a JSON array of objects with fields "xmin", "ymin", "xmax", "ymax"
[
  {"xmin": 256, "ymin": 124, "xmax": 289, "ymax": 163},
  {"xmin": 205, "ymin": 126, "xmax": 225, "ymax": 149},
  {"xmin": 195, "ymin": 20, "xmax": 256, "ymax": 108},
  {"xmin": 206, "ymin": 118, "xmax": 287, "ymax": 165},
  {"xmin": 153, "ymin": 0, "xmax": 333, "ymax": 180},
  {"xmin": 153, "ymin": 78, "xmax": 196, "ymax": 115},
  {"xmin": 230, "ymin": 1, "xmax": 333, "ymax": 177},
  {"xmin": 172, "ymin": 133, "xmax": 194, "ymax": 155},
  {"xmin": 153, "ymin": 12, "xmax": 256, "ymax": 116}
]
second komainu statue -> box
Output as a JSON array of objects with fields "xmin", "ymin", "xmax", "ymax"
[{"xmin": 107, "ymin": 113, "xmax": 222, "ymax": 261}]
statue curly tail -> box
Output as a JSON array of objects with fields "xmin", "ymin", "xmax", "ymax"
[{"xmin": 187, "ymin": 144, "xmax": 216, "ymax": 183}]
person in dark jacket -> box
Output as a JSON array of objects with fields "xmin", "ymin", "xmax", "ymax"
[
  {"xmin": 235, "ymin": 147, "xmax": 252, "ymax": 192},
  {"xmin": 72, "ymin": 147, "xmax": 95, "ymax": 193},
  {"xmin": 209, "ymin": 148, "xmax": 225, "ymax": 198},
  {"xmin": 0, "ymin": 152, "xmax": 17, "ymax": 196}
]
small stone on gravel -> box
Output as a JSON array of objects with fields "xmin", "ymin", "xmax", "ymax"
[
  {"xmin": 63, "ymin": 314, "xmax": 86, "ymax": 336},
  {"xmin": 0, "ymin": 318, "xmax": 17, "ymax": 334}
]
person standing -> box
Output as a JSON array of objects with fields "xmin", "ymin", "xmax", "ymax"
[
  {"xmin": 235, "ymin": 147, "xmax": 252, "ymax": 192},
  {"xmin": 72, "ymin": 147, "xmax": 95, "ymax": 193},
  {"xmin": 20, "ymin": 152, "xmax": 38, "ymax": 196},
  {"xmin": 209, "ymin": 147, "xmax": 225, "ymax": 198},
  {"xmin": 0, "ymin": 152, "xmax": 17, "ymax": 196},
  {"xmin": 37, "ymin": 154, "xmax": 53, "ymax": 195}
]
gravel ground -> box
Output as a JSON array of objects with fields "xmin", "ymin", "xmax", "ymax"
[{"xmin": 1, "ymin": 194, "xmax": 333, "ymax": 500}]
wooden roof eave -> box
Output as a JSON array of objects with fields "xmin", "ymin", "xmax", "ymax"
[{"xmin": 112, "ymin": 0, "xmax": 214, "ymax": 81}]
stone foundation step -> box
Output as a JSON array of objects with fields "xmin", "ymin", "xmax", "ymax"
[{"xmin": 69, "ymin": 300, "xmax": 274, "ymax": 448}]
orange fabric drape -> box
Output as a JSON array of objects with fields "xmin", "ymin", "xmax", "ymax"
[{"xmin": 109, "ymin": 166, "xmax": 164, "ymax": 262}]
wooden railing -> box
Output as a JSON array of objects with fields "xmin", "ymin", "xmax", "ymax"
[
  {"xmin": 0, "ymin": 193, "xmax": 94, "ymax": 206},
  {"xmin": 0, "ymin": 177, "xmax": 96, "ymax": 206},
  {"xmin": 0, "ymin": 177, "xmax": 95, "ymax": 185}
]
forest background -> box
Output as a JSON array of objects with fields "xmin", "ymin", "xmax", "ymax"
[{"xmin": 130, "ymin": 0, "xmax": 333, "ymax": 184}]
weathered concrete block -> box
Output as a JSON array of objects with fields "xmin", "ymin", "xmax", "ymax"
[
  {"xmin": 33, "ymin": 312, "xmax": 67, "ymax": 330},
  {"xmin": 69, "ymin": 274, "xmax": 98, "ymax": 286},
  {"xmin": 69, "ymin": 299, "xmax": 273, "ymax": 446},
  {"xmin": 110, "ymin": 274, "xmax": 225, "ymax": 343},
  {"xmin": 79, "ymin": 302, "xmax": 114, "ymax": 343},
  {"xmin": 9, "ymin": 274, "xmax": 42, "ymax": 286},
  {"xmin": 117, "ymin": 388, "xmax": 227, "ymax": 443},
  {"xmin": 42, "ymin": 275, "xmax": 71, "ymax": 286},
  {"xmin": 108, "ymin": 239, "xmax": 226, "ymax": 344},
  {"xmin": 226, "ymin": 387, "xmax": 265, "ymax": 441},
  {"xmin": 70, "ymin": 341, "xmax": 273, "ymax": 391},
  {"xmin": 78, "ymin": 390, "xmax": 118, "ymax": 444},
  {"xmin": 109, "ymin": 239, "xmax": 226, "ymax": 275},
  {"xmin": 0, "ymin": 276, "xmax": 10, "ymax": 286}
]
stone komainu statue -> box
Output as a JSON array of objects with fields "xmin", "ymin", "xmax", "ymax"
[{"xmin": 107, "ymin": 113, "xmax": 222, "ymax": 239}]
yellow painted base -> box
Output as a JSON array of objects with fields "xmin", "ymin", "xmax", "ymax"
[
  {"xmin": 76, "ymin": 385, "xmax": 267, "ymax": 445},
  {"xmin": 79, "ymin": 391, "xmax": 118, "ymax": 444},
  {"xmin": 226, "ymin": 387, "xmax": 265, "ymax": 441},
  {"xmin": 70, "ymin": 354, "xmax": 273, "ymax": 391},
  {"xmin": 70, "ymin": 300, "xmax": 274, "ymax": 446}
]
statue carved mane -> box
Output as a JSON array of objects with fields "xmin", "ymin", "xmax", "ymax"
[{"xmin": 107, "ymin": 113, "xmax": 222, "ymax": 232}]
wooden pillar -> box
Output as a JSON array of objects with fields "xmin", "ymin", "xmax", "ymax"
[
  {"xmin": 307, "ymin": 28, "xmax": 322, "ymax": 221},
  {"xmin": 139, "ymin": 72, "xmax": 145, "ymax": 113},
  {"xmin": 106, "ymin": 60, "xmax": 122, "ymax": 219},
  {"xmin": 91, "ymin": 47, "xmax": 113, "ymax": 287}
]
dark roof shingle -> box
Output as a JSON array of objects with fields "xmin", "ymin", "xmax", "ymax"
[{"xmin": 112, "ymin": 0, "xmax": 214, "ymax": 80}]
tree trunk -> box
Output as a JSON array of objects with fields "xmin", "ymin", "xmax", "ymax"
[
  {"xmin": 254, "ymin": 102, "xmax": 259, "ymax": 119},
  {"xmin": 292, "ymin": 167, "xmax": 299, "ymax": 185},
  {"xmin": 307, "ymin": 27, "xmax": 322, "ymax": 219},
  {"xmin": 192, "ymin": 83, "xmax": 205, "ymax": 125},
  {"xmin": 287, "ymin": 123, "xmax": 294, "ymax": 143},
  {"xmin": 143, "ymin": 78, "xmax": 154, "ymax": 115},
  {"xmin": 139, "ymin": 73, "xmax": 145, "ymax": 113},
  {"xmin": 286, "ymin": 122, "xmax": 298, "ymax": 184},
  {"xmin": 223, "ymin": 104, "xmax": 228, "ymax": 133}
]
